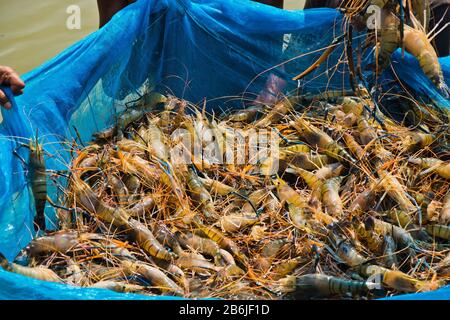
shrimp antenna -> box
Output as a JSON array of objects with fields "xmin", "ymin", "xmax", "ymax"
[
  {"xmin": 426, "ymin": 6, "xmax": 449, "ymax": 39},
  {"xmin": 428, "ymin": 22, "xmax": 450, "ymax": 42}
]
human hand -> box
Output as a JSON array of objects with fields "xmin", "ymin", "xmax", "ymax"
[{"xmin": 0, "ymin": 66, "xmax": 25, "ymax": 109}]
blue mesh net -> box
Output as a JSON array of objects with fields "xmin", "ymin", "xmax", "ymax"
[{"xmin": 0, "ymin": 0, "xmax": 449, "ymax": 300}]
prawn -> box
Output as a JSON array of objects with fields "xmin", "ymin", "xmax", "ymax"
[
  {"xmin": 277, "ymin": 274, "xmax": 375, "ymax": 298},
  {"xmin": 408, "ymin": 158, "xmax": 450, "ymax": 180},
  {"xmin": 121, "ymin": 260, "xmax": 183, "ymax": 296},
  {"xmin": 0, "ymin": 252, "xmax": 62, "ymax": 283},
  {"xmin": 321, "ymin": 177, "xmax": 344, "ymax": 217},
  {"xmin": 290, "ymin": 118, "xmax": 356, "ymax": 163},
  {"xmin": 128, "ymin": 218, "xmax": 177, "ymax": 261}
]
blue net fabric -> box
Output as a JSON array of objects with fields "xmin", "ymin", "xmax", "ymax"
[{"xmin": 0, "ymin": 0, "xmax": 448, "ymax": 299}]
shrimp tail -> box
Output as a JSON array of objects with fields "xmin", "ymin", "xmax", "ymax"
[{"xmin": 437, "ymin": 81, "xmax": 450, "ymax": 99}]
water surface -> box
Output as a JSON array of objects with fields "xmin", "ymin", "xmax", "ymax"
[{"xmin": 0, "ymin": 0, "xmax": 304, "ymax": 75}]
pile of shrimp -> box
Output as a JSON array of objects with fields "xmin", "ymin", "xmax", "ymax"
[{"xmin": 2, "ymin": 90, "xmax": 450, "ymax": 300}]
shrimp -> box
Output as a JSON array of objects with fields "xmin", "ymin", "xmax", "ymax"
[
  {"xmin": 121, "ymin": 260, "xmax": 184, "ymax": 296},
  {"xmin": 90, "ymin": 280, "xmax": 148, "ymax": 293},
  {"xmin": 426, "ymin": 200, "xmax": 442, "ymax": 223},
  {"xmin": 87, "ymin": 264, "xmax": 125, "ymax": 282},
  {"xmin": 14, "ymin": 137, "xmax": 48, "ymax": 232},
  {"xmin": 289, "ymin": 153, "xmax": 335, "ymax": 171},
  {"xmin": 116, "ymin": 151, "xmax": 191, "ymax": 217},
  {"xmin": 255, "ymin": 98, "xmax": 294, "ymax": 128},
  {"xmin": 439, "ymin": 191, "xmax": 450, "ymax": 225},
  {"xmin": 321, "ymin": 177, "xmax": 344, "ymax": 217},
  {"xmin": 285, "ymin": 165, "xmax": 323, "ymax": 206},
  {"xmin": 385, "ymin": 209, "xmax": 416, "ymax": 228},
  {"xmin": 128, "ymin": 195, "xmax": 155, "ymax": 217},
  {"xmin": 112, "ymin": 151, "xmax": 163, "ymax": 186},
  {"xmin": 124, "ymin": 175, "xmax": 141, "ymax": 202},
  {"xmin": 71, "ymin": 174, "xmax": 130, "ymax": 228},
  {"xmin": 370, "ymin": 217, "xmax": 419, "ymax": 252},
  {"xmin": 107, "ymin": 173, "xmax": 129, "ymax": 204},
  {"xmin": 403, "ymin": 24, "xmax": 449, "ymax": 97},
  {"xmin": 353, "ymin": 219, "xmax": 383, "ymax": 253},
  {"xmin": 152, "ymin": 222, "xmax": 183, "ymax": 255},
  {"xmin": 315, "ymin": 163, "xmax": 344, "ymax": 180},
  {"xmin": 384, "ymin": 211, "xmax": 429, "ymax": 241},
  {"xmin": 330, "ymin": 109, "xmax": 349, "ymax": 126},
  {"xmin": 290, "ymin": 118, "xmax": 356, "ymax": 163},
  {"xmin": 328, "ymin": 232, "xmax": 367, "ymax": 267},
  {"xmin": 408, "ymin": 158, "xmax": 450, "ymax": 179},
  {"xmin": 98, "ymin": 110, "xmax": 147, "ymax": 141},
  {"xmin": 286, "ymin": 165, "xmax": 322, "ymax": 191},
  {"xmin": 425, "ymin": 224, "xmax": 450, "ymax": 241},
  {"xmin": 218, "ymin": 264, "xmax": 246, "ymax": 279},
  {"xmin": 280, "ymin": 144, "xmax": 311, "ymax": 156},
  {"xmin": 176, "ymin": 253, "xmax": 220, "ymax": 274},
  {"xmin": 25, "ymin": 231, "xmax": 95, "ymax": 257},
  {"xmin": 199, "ymin": 176, "xmax": 236, "ymax": 196},
  {"xmin": 193, "ymin": 219, "xmax": 248, "ymax": 266},
  {"xmin": 274, "ymin": 177, "xmax": 311, "ymax": 230},
  {"xmin": 0, "ymin": 252, "xmax": 62, "ymax": 283},
  {"xmin": 348, "ymin": 185, "xmax": 377, "ymax": 215},
  {"xmin": 65, "ymin": 259, "xmax": 86, "ymax": 286},
  {"xmin": 219, "ymin": 214, "xmax": 259, "ymax": 233},
  {"xmin": 135, "ymin": 121, "xmax": 169, "ymax": 161},
  {"xmin": 209, "ymin": 119, "xmax": 226, "ymax": 162},
  {"xmin": 182, "ymin": 119, "xmax": 213, "ymax": 171},
  {"xmin": 227, "ymin": 105, "xmax": 263, "ymax": 122},
  {"xmin": 269, "ymin": 257, "xmax": 305, "ymax": 280},
  {"xmin": 378, "ymin": 12, "xmax": 401, "ymax": 73},
  {"xmin": 403, "ymin": 132, "xmax": 435, "ymax": 153},
  {"xmin": 374, "ymin": 8, "xmax": 448, "ymax": 96},
  {"xmin": 382, "ymin": 234, "xmax": 398, "ymax": 269},
  {"xmin": 357, "ymin": 117, "xmax": 378, "ymax": 145},
  {"xmin": 239, "ymin": 189, "xmax": 265, "ymax": 215},
  {"xmin": 256, "ymin": 239, "xmax": 289, "ymax": 271},
  {"xmin": 156, "ymin": 261, "xmax": 189, "ymax": 290},
  {"xmin": 277, "ymin": 274, "xmax": 374, "ymax": 298},
  {"xmin": 378, "ymin": 170, "xmax": 416, "ymax": 213},
  {"xmin": 358, "ymin": 264, "xmax": 441, "ymax": 293},
  {"xmin": 93, "ymin": 92, "xmax": 167, "ymax": 140},
  {"xmin": 175, "ymin": 231, "xmax": 221, "ymax": 260},
  {"xmin": 78, "ymin": 153, "xmax": 100, "ymax": 169},
  {"xmin": 128, "ymin": 218, "xmax": 177, "ymax": 261},
  {"xmin": 158, "ymin": 96, "xmax": 180, "ymax": 132},
  {"xmin": 339, "ymin": 97, "xmax": 364, "ymax": 117},
  {"xmin": 261, "ymin": 239, "xmax": 289, "ymax": 259},
  {"xmin": 101, "ymin": 241, "xmax": 136, "ymax": 261},
  {"xmin": 57, "ymin": 207, "xmax": 74, "ymax": 230},
  {"xmin": 186, "ymin": 167, "xmax": 217, "ymax": 219},
  {"xmin": 116, "ymin": 139, "xmax": 147, "ymax": 154},
  {"xmin": 218, "ymin": 249, "xmax": 236, "ymax": 266},
  {"xmin": 343, "ymin": 132, "xmax": 365, "ymax": 160}
]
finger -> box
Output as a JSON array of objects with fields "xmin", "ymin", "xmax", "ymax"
[
  {"xmin": 9, "ymin": 74, "xmax": 25, "ymax": 95},
  {"xmin": 8, "ymin": 73, "xmax": 25, "ymax": 96},
  {"xmin": 0, "ymin": 66, "xmax": 25, "ymax": 95},
  {"xmin": 10, "ymin": 84, "xmax": 25, "ymax": 96},
  {"xmin": 0, "ymin": 89, "xmax": 12, "ymax": 109}
]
